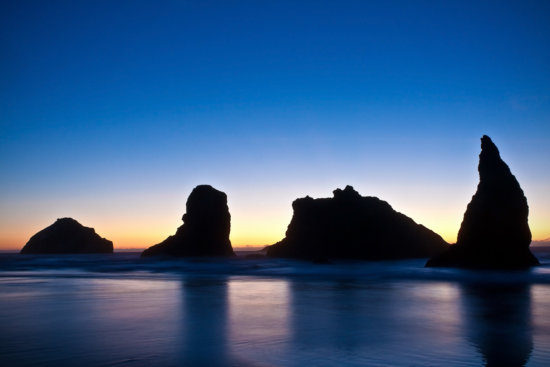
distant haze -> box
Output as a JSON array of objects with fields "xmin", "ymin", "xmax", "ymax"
[{"xmin": 532, "ymin": 239, "xmax": 550, "ymax": 247}]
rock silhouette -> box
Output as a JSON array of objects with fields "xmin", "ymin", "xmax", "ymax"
[
  {"xmin": 266, "ymin": 185, "xmax": 449, "ymax": 261},
  {"xmin": 426, "ymin": 135, "xmax": 539, "ymax": 268},
  {"xmin": 20, "ymin": 217, "xmax": 113, "ymax": 254},
  {"xmin": 141, "ymin": 185, "xmax": 234, "ymax": 257},
  {"xmin": 460, "ymin": 284, "xmax": 533, "ymax": 367}
]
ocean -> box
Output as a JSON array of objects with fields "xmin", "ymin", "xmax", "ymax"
[{"xmin": 1, "ymin": 249, "xmax": 549, "ymax": 367}]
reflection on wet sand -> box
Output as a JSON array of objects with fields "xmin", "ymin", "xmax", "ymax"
[
  {"xmin": 289, "ymin": 281, "xmax": 373, "ymax": 354},
  {"xmin": 228, "ymin": 278, "xmax": 290, "ymax": 365},
  {"xmin": 287, "ymin": 280, "xmax": 468, "ymax": 366},
  {"xmin": 180, "ymin": 277, "xmax": 230, "ymax": 366},
  {"xmin": 1, "ymin": 272, "xmax": 546, "ymax": 366},
  {"xmin": 460, "ymin": 283, "xmax": 533, "ymax": 367},
  {"xmin": 180, "ymin": 276, "xmax": 290, "ymax": 366}
]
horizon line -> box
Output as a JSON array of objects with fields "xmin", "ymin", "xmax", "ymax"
[{"xmin": 2, "ymin": 241, "xmax": 550, "ymax": 253}]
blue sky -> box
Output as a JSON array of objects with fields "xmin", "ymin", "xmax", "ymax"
[{"xmin": 1, "ymin": 0, "xmax": 549, "ymax": 248}]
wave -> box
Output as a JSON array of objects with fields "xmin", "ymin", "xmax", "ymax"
[{"xmin": 1, "ymin": 250, "xmax": 549, "ymax": 285}]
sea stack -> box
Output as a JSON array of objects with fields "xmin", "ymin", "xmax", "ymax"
[
  {"xmin": 266, "ymin": 185, "xmax": 449, "ymax": 261},
  {"xmin": 20, "ymin": 218, "xmax": 113, "ymax": 254},
  {"xmin": 426, "ymin": 135, "xmax": 539, "ymax": 268},
  {"xmin": 141, "ymin": 185, "xmax": 234, "ymax": 257}
]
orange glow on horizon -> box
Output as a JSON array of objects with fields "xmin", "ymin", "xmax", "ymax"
[{"xmin": 1, "ymin": 221, "xmax": 549, "ymax": 251}]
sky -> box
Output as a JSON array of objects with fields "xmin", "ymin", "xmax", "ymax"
[{"xmin": 1, "ymin": 0, "xmax": 549, "ymax": 250}]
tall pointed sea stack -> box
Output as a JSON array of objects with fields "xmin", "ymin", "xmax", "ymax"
[
  {"xmin": 141, "ymin": 185, "xmax": 234, "ymax": 257},
  {"xmin": 266, "ymin": 185, "xmax": 449, "ymax": 261},
  {"xmin": 20, "ymin": 218, "xmax": 113, "ymax": 254},
  {"xmin": 426, "ymin": 135, "xmax": 539, "ymax": 268}
]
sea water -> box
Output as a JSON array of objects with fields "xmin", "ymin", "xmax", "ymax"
[{"xmin": 1, "ymin": 250, "xmax": 549, "ymax": 366}]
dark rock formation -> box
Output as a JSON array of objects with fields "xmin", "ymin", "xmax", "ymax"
[
  {"xmin": 20, "ymin": 218, "xmax": 113, "ymax": 254},
  {"xmin": 266, "ymin": 185, "xmax": 449, "ymax": 261},
  {"xmin": 142, "ymin": 185, "xmax": 234, "ymax": 257},
  {"xmin": 426, "ymin": 135, "xmax": 539, "ymax": 268}
]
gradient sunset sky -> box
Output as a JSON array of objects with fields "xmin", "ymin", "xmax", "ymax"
[{"xmin": 1, "ymin": 0, "xmax": 549, "ymax": 250}]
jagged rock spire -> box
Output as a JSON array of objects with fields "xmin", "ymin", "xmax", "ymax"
[{"xmin": 427, "ymin": 136, "xmax": 539, "ymax": 268}]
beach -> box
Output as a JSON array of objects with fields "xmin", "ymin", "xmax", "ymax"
[{"xmin": 1, "ymin": 250, "xmax": 549, "ymax": 366}]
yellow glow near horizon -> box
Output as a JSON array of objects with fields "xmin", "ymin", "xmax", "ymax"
[
  {"xmin": 229, "ymin": 218, "xmax": 290, "ymax": 247},
  {"xmin": 1, "ymin": 214, "xmax": 549, "ymax": 251}
]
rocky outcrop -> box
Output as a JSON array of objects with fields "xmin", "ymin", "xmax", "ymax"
[
  {"xmin": 426, "ymin": 136, "xmax": 539, "ymax": 268},
  {"xmin": 20, "ymin": 218, "xmax": 113, "ymax": 254},
  {"xmin": 142, "ymin": 185, "xmax": 234, "ymax": 257},
  {"xmin": 266, "ymin": 185, "xmax": 449, "ymax": 261}
]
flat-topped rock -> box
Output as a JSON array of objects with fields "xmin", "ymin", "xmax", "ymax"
[
  {"xmin": 142, "ymin": 185, "xmax": 234, "ymax": 257},
  {"xmin": 20, "ymin": 218, "xmax": 113, "ymax": 254},
  {"xmin": 426, "ymin": 136, "xmax": 539, "ymax": 268},
  {"xmin": 266, "ymin": 185, "xmax": 449, "ymax": 261}
]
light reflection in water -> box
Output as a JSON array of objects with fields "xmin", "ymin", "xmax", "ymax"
[
  {"xmin": 402, "ymin": 281, "xmax": 462, "ymax": 336},
  {"xmin": 179, "ymin": 277, "xmax": 231, "ymax": 366},
  {"xmin": 287, "ymin": 281, "xmax": 472, "ymax": 366},
  {"xmin": 228, "ymin": 278, "xmax": 289, "ymax": 343},
  {"xmin": 459, "ymin": 284, "xmax": 533, "ymax": 367},
  {"xmin": 531, "ymin": 285, "xmax": 550, "ymax": 364},
  {"xmin": 0, "ymin": 276, "xmax": 183, "ymax": 366},
  {"xmin": 1, "ymin": 274, "xmax": 549, "ymax": 366},
  {"xmin": 84, "ymin": 278, "xmax": 183, "ymax": 362},
  {"xmin": 178, "ymin": 276, "xmax": 290, "ymax": 366},
  {"xmin": 228, "ymin": 277, "xmax": 290, "ymax": 364}
]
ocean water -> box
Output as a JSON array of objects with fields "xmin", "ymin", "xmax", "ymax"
[{"xmin": 1, "ymin": 249, "xmax": 549, "ymax": 367}]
